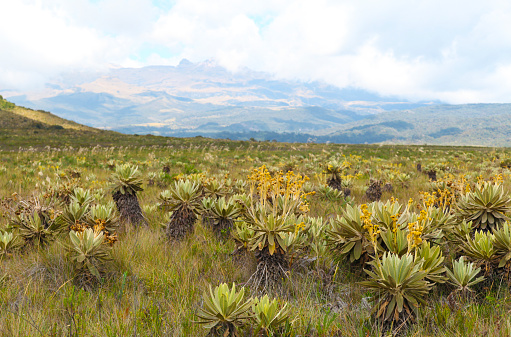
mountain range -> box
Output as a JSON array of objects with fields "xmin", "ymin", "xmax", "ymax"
[
  {"xmin": 2, "ymin": 60, "xmax": 430, "ymax": 132},
  {"xmin": 3, "ymin": 59, "xmax": 511, "ymax": 146}
]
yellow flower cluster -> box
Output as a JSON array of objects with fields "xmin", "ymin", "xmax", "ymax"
[
  {"xmin": 420, "ymin": 191, "xmax": 436, "ymax": 208},
  {"xmin": 93, "ymin": 218, "xmax": 106, "ymax": 233},
  {"xmin": 93, "ymin": 219, "xmax": 118, "ymax": 245},
  {"xmin": 298, "ymin": 201, "xmax": 310, "ymax": 214},
  {"xmin": 70, "ymin": 220, "xmax": 89, "ymax": 232},
  {"xmin": 420, "ymin": 188, "xmax": 455, "ymax": 210},
  {"xmin": 407, "ymin": 222, "xmax": 423, "ymax": 249},
  {"xmin": 248, "ymin": 165, "xmax": 313, "ymax": 203},
  {"xmin": 361, "ymin": 204, "xmax": 379, "ymax": 243},
  {"xmin": 422, "ymin": 173, "xmax": 471, "ymax": 210},
  {"xmin": 294, "ymin": 221, "xmax": 306, "ymax": 233},
  {"xmin": 490, "ymin": 173, "xmax": 504, "ymax": 184},
  {"xmin": 70, "ymin": 219, "xmax": 117, "ymax": 245},
  {"xmin": 407, "ymin": 210, "xmax": 427, "ymax": 250},
  {"xmin": 390, "ymin": 214, "xmax": 399, "ymax": 233}
]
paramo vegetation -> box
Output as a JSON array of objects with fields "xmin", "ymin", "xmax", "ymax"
[{"xmin": 3, "ymin": 140, "xmax": 511, "ymax": 336}]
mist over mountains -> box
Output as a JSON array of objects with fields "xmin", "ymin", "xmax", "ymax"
[
  {"xmin": 4, "ymin": 59, "xmax": 511, "ymax": 146},
  {"xmin": 3, "ymin": 60, "xmax": 428, "ymax": 131}
]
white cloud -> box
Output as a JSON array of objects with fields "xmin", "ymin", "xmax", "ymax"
[
  {"xmin": 0, "ymin": 1, "xmax": 132, "ymax": 88},
  {"xmin": 3, "ymin": 0, "xmax": 511, "ymax": 103}
]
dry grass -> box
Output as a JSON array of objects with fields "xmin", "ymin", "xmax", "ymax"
[{"xmin": 1, "ymin": 140, "xmax": 511, "ymax": 336}]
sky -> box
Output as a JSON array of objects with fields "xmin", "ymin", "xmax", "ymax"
[{"xmin": 2, "ymin": 0, "xmax": 511, "ymax": 103}]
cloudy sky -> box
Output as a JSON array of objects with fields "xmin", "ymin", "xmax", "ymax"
[{"xmin": 2, "ymin": 0, "xmax": 511, "ymax": 103}]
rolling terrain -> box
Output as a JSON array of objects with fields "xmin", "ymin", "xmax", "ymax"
[
  {"xmin": 3, "ymin": 59, "xmax": 432, "ymax": 137},
  {"xmin": 329, "ymin": 103, "xmax": 511, "ymax": 146},
  {"xmin": 3, "ymin": 62, "xmax": 511, "ymax": 146}
]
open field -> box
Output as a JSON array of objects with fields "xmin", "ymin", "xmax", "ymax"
[{"xmin": 2, "ymin": 133, "xmax": 511, "ymax": 336}]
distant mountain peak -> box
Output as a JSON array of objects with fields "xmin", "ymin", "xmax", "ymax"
[
  {"xmin": 178, "ymin": 59, "xmax": 194, "ymax": 67},
  {"xmin": 5, "ymin": 59, "xmax": 436, "ymax": 140}
]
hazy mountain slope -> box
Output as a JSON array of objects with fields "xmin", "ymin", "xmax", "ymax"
[
  {"xmin": 327, "ymin": 104, "xmax": 511, "ymax": 146},
  {"xmin": 4, "ymin": 59, "xmax": 433, "ymax": 135},
  {"xmin": 4, "ymin": 92, "xmax": 511, "ymax": 146},
  {"xmin": 0, "ymin": 97, "xmax": 193, "ymax": 151},
  {"xmin": 0, "ymin": 109, "xmax": 47, "ymax": 129},
  {"xmin": 0, "ymin": 96, "xmax": 96, "ymax": 132}
]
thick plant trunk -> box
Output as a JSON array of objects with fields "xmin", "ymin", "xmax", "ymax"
[
  {"xmin": 426, "ymin": 170, "xmax": 437, "ymax": 181},
  {"xmin": 166, "ymin": 207, "xmax": 197, "ymax": 240},
  {"xmin": 202, "ymin": 211, "xmax": 215, "ymax": 228},
  {"xmin": 365, "ymin": 180, "xmax": 382, "ymax": 202},
  {"xmin": 212, "ymin": 218, "xmax": 233, "ymax": 240},
  {"xmin": 112, "ymin": 191, "xmax": 147, "ymax": 227},
  {"xmin": 327, "ymin": 176, "xmax": 342, "ymax": 191},
  {"xmin": 343, "ymin": 187, "xmax": 351, "ymax": 197},
  {"xmin": 249, "ymin": 247, "xmax": 288, "ymax": 292}
]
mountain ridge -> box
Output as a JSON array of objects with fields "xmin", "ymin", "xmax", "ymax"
[
  {"xmin": 4, "ymin": 59, "xmax": 434, "ymax": 136},
  {"xmin": 5, "ymin": 60, "xmax": 511, "ymax": 146}
]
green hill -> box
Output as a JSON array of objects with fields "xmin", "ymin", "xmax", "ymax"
[
  {"xmin": 327, "ymin": 103, "xmax": 511, "ymax": 146},
  {"xmin": 0, "ymin": 95, "xmax": 97, "ymax": 132},
  {"xmin": 0, "ymin": 96, "xmax": 254, "ymax": 151},
  {"xmin": 4, "ymin": 94, "xmax": 511, "ymax": 147},
  {"xmin": 0, "ymin": 96, "xmax": 184, "ymax": 150}
]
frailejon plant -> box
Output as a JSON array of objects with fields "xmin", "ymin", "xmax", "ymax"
[
  {"xmin": 251, "ymin": 295, "xmax": 291, "ymax": 335},
  {"xmin": 406, "ymin": 204, "xmax": 455, "ymax": 244},
  {"xmin": 447, "ymin": 220, "xmax": 474, "ymax": 247},
  {"xmin": 370, "ymin": 199, "xmax": 407, "ymax": 232},
  {"xmin": 360, "ymin": 252, "xmax": 432, "ymax": 324},
  {"xmin": 245, "ymin": 204, "xmax": 296, "ymax": 290},
  {"xmin": 492, "ymin": 222, "xmax": 511, "ymax": 268},
  {"xmin": 231, "ymin": 220, "xmax": 255, "ymax": 253},
  {"xmin": 417, "ymin": 241, "xmax": 447, "ymax": 284},
  {"xmin": 203, "ymin": 179, "xmax": 228, "ymax": 199},
  {"xmin": 456, "ymin": 182, "xmax": 511, "ymax": 231},
  {"xmin": 61, "ymin": 200, "xmax": 90, "ymax": 230},
  {"xmin": 306, "ymin": 216, "xmax": 330, "ymax": 269},
  {"xmin": 365, "ymin": 179, "xmax": 383, "ymax": 202},
  {"xmin": 243, "ymin": 165, "xmax": 312, "ymax": 290},
  {"xmin": 0, "ymin": 230, "xmax": 22, "ymax": 258},
  {"xmin": 446, "ymin": 256, "xmax": 485, "ymax": 301},
  {"xmin": 6, "ymin": 194, "xmax": 65, "ymax": 247},
  {"xmin": 195, "ymin": 283, "xmax": 253, "ymax": 337},
  {"xmin": 66, "ymin": 228, "xmax": 112, "ymax": 280},
  {"xmin": 110, "ymin": 164, "xmax": 146, "ymax": 227},
  {"xmin": 208, "ymin": 196, "xmax": 243, "ymax": 239},
  {"xmin": 87, "ymin": 203, "xmax": 119, "ymax": 245},
  {"xmin": 324, "ymin": 159, "xmax": 349, "ymax": 191},
  {"xmin": 12, "ymin": 212, "xmax": 65, "ymax": 248},
  {"xmin": 461, "ymin": 230, "xmax": 497, "ymax": 276},
  {"xmin": 159, "ymin": 179, "xmax": 202, "ymax": 240},
  {"xmin": 317, "ymin": 185, "xmax": 344, "ymax": 201},
  {"xmin": 69, "ymin": 187, "xmax": 94, "ymax": 207},
  {"xmin": 380, "ymin": 227, "xmax": 409, "ymax": 257},
  {"xmin": 200, "ymin": 197, "xmax": 216, "ymax": 228},
  {"xmin": 326, "ymin": 204, "xmax": 377, "ymax": 265}
]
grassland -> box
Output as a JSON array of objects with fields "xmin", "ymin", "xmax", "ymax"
[{"xmin": 3, "ymin": 98, "xmax": 511, "ymax": 336}]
